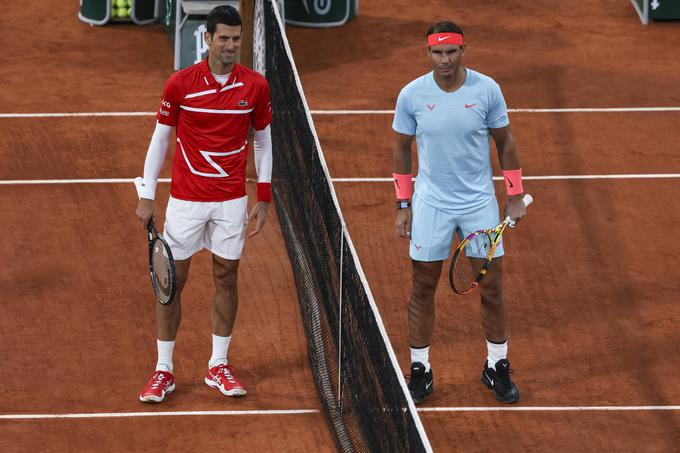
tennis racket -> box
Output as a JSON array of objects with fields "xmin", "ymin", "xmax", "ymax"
[
  {"xmin": 147, "ymin": 218, "xmax": 177, "ymax": 305},
  {"xmin": 449, "ymin": 194, "xmax": 533, "ymax": 295}
]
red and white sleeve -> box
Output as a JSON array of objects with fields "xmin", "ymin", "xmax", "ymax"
[{"xmin": 253, "ymin": 125, "xmax": 272, "ymax": 202}]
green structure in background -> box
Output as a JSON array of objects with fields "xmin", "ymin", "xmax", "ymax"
[
  {"xmin": 631, "ymin": 0, "xmax": 680, "ymax": 24},
  {"xmin": 285, "ymin": 0, "xmax": 357, "ymax": 27},
  {"xmin": 79, "ymin": 0, "xmax": 158, "ymax": 26},
  {"xmin": 650, "ymin": 0, "xmax": 680, "ymax": 20}
]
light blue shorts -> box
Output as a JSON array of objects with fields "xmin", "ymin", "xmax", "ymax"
[{"xmin": 409, "ymin": 195, "xmax": 504, "ymax": 262}]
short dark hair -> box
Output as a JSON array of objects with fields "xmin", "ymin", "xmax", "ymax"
[
  {"xmin": 207, "ymin": 5, "xmax": 242, "ymax": 36},
  {"xmin": 426, "ymin": 21, "xmax": 464, "ymax": 37}
]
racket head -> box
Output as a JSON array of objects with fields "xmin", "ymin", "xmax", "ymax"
[
  {"xmin": 449, "ymin": 230, "xmax": 493, "ymax": 295},
  {"xmin": 147, "ymin": 219, "xmax": 177, "ymax": 305}
]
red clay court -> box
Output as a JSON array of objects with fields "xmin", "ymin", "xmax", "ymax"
[{"xmin": 1, "ymin": 1, "xmax": 680, "ymax": 451}]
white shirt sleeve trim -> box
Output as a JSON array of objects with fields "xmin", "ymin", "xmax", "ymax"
[{"xmin": 253, "ymin": 125, "xmax": 272, "ymax": 183}]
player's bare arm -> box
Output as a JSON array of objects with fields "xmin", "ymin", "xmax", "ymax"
[
  {"xmin": 490, "ymin": 125, "xmax": 527, "ymax": 223},
  {"xmin": 393, "ymin": 132, "xmax": 414, "ymax": 239}
]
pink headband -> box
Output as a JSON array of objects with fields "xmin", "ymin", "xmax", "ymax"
[{"xmin": 427, "ymin": 33, "xmax": 464, "ymax": 46}]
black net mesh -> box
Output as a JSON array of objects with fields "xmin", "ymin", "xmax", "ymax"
[{"xmin": 261, "ymin": 1, "xmax": 429, "ymax": 451}]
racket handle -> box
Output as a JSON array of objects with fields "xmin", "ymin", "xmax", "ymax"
[{"xmin": 508, "ymin": 193, "xmax": 533, "ymax": 228}]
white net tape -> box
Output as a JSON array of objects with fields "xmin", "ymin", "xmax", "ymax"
[{"xmin": 253, "ymin": 0, "xmax": 266, "ymax": 75}]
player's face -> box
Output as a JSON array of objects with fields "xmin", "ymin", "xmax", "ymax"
[
  {"xmin": 205, "ymin": 23, "xmax": 242, "ymax": 69},
  {"xmin": 427, "ymin": 44, "xmax": 465, "ymax": 78}
]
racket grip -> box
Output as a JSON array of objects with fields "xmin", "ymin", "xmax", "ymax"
[{"xmin": 508, "ymin": 193, "xmax": 533, "ymax": 228}]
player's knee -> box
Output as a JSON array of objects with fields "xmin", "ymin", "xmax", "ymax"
[
  {"xmin": 412, "ymin": 276, "xmax": 437, "ymax": 300},
  {"xmin": 412, "ymin": 264, "xmax": 439, "ymax": 292},
  {"xmin": 214, "ymin": 272, "xmax": 237, "ymax": 293},
  {"xmin": 212, "ymin": 258, "xmax": 238, "ymax": 291}
]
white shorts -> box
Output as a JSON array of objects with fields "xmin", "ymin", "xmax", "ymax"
[
  {"xmin": 410, "ymin": 194, "xmax": 503, "ymax": 262},
  {"xmin": 163, "ymin": 196, "xmax": 248, "ymax": 261}
]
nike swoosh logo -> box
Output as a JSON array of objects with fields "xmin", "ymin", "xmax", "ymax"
[
  {"xmin": 394, "ymin": 178, "xmax": 400, "ymax": 189},
  {"xmin": 465, "ymin": 103, "xmax": 477, "ymax": 108},
  {"xmin": 505, "ymin": 177, "xmax": 514, "ymax": 188},
  {"xmin": 437, "ymin": 36, "xmax": 448, "ymax": 42},
  {"xmin": 485, "ymin": 372, "xmax": 494, "ymax": 386},
  {"xmin": 426, "ymin": 381, "xmax": 432, "ymax": 390}
]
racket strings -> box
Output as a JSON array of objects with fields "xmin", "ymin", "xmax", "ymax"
[
  {"xmin": 452, "ymin": 233, "xmax": 491, "ymax": 292},
  {"xmin": 152, "ymin": 240, "xmax": 174, "ymax": 301}
]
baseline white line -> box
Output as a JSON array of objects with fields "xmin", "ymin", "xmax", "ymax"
[
  {"xmin": 418, "ymin": 406, "xmax": 680, "ymax": 412},
  {"xmin": 1, "ymin": 174, "xmax": 679, "ymax": 186},
  {"xmin": 0, "ymin": 409, "xmax": 320, "ymax": 420},
  {"xmin": 2, "ymin": 107, "xmax": 680, "ymax": 118}
]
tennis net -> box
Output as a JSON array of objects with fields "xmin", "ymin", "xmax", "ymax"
[{"xmin": 253, "ymin": 1, "xmax": 431, "ymax": 451}]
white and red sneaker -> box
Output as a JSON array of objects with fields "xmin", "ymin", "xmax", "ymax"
[
  {"xmin": 139, "ymin": 370, "xmax": 175, "ymax": 403},
  {"xmin": 205, "ymin": 364, "xmax": 246, "ymax": 397}
]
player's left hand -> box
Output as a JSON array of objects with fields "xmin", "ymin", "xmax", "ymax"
[
  {"xmin": 504, "ymin": 194, "xmax": 528, "ymax": 225},
  {"xmin": 248, "ymin": 201, "xmax": 270, "ymax": 237}
]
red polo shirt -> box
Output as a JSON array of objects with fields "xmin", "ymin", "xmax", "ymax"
[{"xmin": 157, "ymin": 59, "xmax": 272, "ymax": 202}]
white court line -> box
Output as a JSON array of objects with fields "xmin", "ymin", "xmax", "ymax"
[
  {"xmin": 0, "ymin": 409, "xmax": 319, "ymax": 420},
  {"xmin": 3, "ymin": 405, "xmax": 679, "ymax": 420},
  {"xmin": 332, "ymin": 174, "xmax": 680, "ymax": 182},
  {"xmin": 311, "ymin": 107, "xmax": 680, "ymax": 114},
  {"xmin": 0, "ymin": 112, "xmax": 156, "ymax": 118},
  {"xmin": 1, "ymin": 174, "xmax": 679, "ymax": 186},
  {"xmin": 418, "ymin": 406, "xmax": 680, "ymax": 412},
  {"xmin": 0, "ymin": 178, "xmax": 171, "ymax": 185},
  {"xmin": 2, "ymin": 107, "xmax": 680, "ymax": 118}
]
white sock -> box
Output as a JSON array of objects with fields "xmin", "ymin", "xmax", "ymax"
[
  {"xmin": 209, "ymin": 334, "xmax": 231, "ymax": 368},
  {"xmin": 410, "ymin": 345, "xmax": 430, "ymax": 372},
  {"xmin": 486, "ymin": 339, "xmax": 508, "ymax": 369},
  {"xmin": 156, "ymin": 339, "xmax": 175, "ymax": 373}
]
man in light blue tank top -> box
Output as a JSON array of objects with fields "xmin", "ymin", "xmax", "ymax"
[{"xmin": 392, "ymin": 21, "xmax": 529, "ymax": 405}]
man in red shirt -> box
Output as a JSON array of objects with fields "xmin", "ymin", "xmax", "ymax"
[{"xmin": 135, "ymin": 5, "xmax": 273, "ymax": 403}]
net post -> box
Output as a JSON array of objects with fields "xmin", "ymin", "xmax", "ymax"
[
  {"xmin": 630, "ymin": 0, "xmax": 649, "ymax": 25},
  {"xmin": 337, "ymin": 223, "xmax": 345, "ymax": 414},
  {"xmin": 240, "ymin": 0, "xmax": 255, "ymax": 68}
]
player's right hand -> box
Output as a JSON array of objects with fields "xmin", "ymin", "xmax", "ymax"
[
  {"xmin": 136, "ymin": 198, "xmax": 155, "ymax": 228},
  {"xmin": 395, "ymin": 207, "xmax": 412, "ymax": 239}
]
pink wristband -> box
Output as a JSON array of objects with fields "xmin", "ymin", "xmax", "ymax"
[
  {"xmin": 392, "ymin": 173, "xmax": 412, "ymax": 200},
  {"xmin": 502, "ymin": 169, "xmax": 523, "ymax": 195}
]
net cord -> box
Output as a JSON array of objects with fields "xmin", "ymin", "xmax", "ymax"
[{"xmin": 264, "ymin": 1, "xmax": 432, "ymax": 449}]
